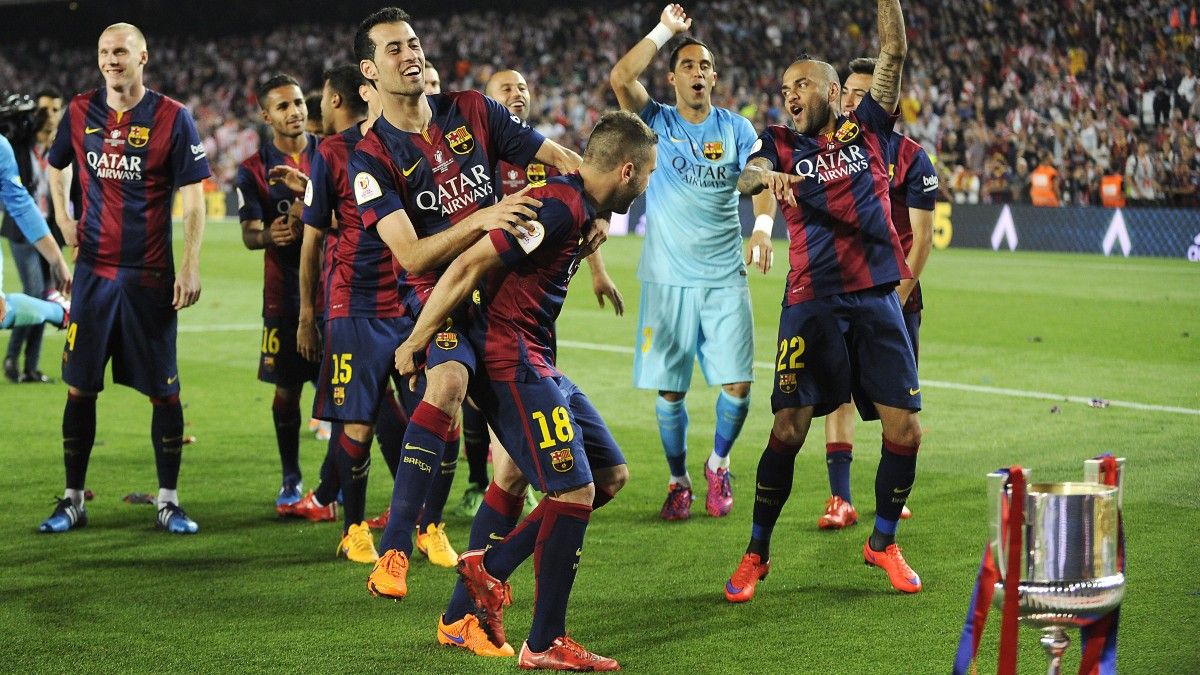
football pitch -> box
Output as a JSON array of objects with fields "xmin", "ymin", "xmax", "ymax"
[{"xmin": 2, "ymin": 221, "xmax": 1198, "ymax": 673}]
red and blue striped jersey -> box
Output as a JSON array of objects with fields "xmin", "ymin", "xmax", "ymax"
[
  {"xmin": 470, "ymin": 174, "xmax": 592, "ymax": 382},
  {"xmin": 349, "ymin": 90, "xmax": 545, "ymax": 317},
  {"xmin": 498, "ymin": 158, "xmax": 559, "ymax": 196},
  {"xmin": 302, "ymin": 124, "xmax": 401, "ymax": 319},
  {"xmin": 885, "ymin": 132, "xmax": 938, "ymax": 313},
  {"xmin": 47, "ymin": 88, "xmax": 210, "ymax": 287},
  {"xmin": 751, "ymin": 92, "xmax": 909, "ymax": 306},
  {"xmin": 236, "ymin": 133, "xmax": 318, "ymax": 319}
]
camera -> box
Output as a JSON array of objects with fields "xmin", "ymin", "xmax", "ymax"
[{"xmin": 0, "ymin": 92, "xmax": 40, "ymax": 144}]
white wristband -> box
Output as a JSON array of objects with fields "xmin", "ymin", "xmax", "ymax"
[
  {"xmin": 753, "ymin": 214, "xmax": 774, "ymax": 236},
  {"xmin": 645, "ymin": 23, "xmax": 673, "ymax": 50}
]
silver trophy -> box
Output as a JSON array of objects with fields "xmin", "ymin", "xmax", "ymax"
[{"xmin": 987, "ymin": 458, "xmax": 1125, "ymax": 674}]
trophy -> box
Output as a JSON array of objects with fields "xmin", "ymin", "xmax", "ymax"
[{"xmin": 986, "ymin": 457, "xmax": 1126, "ymax": 674}]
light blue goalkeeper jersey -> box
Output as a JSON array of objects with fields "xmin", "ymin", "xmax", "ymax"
[{"xmin": 636, "ymin": 99, "xmax": 758, "ymax": 287}]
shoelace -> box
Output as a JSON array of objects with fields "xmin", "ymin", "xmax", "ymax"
[
  {"xmin": 429, "ymin": 526, "xmax": 453, "ymax": 554},
  {"xmin": 731, "ymin": 556, "xmax": 763, "ymax": 586},
  {"xmin": 383, "ymin": 551, "xmax": 409, "ymax": 573},
  {"xmin": 557, "ymin": 636, "xmax": 598, "ymax": 661},
  {"xmin": 719, "ymin": 471, "xmax": 732, "ymax": 498},
  {"xmin": 885, "ymin": 545, "xmax": 916, "ymax": 576}
]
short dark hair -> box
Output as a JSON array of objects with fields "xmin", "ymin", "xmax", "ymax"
[
  {"xmin": 354, "ymin": 6, "xmax": 413, "ymax": 63},
  {"xmin": 583, "ymin": 110, "xmax": 657, "ymax": 171},
  {"xmin": 324, "ymin": 65, "xmax": 369, "ymax": 117},
  {"xmin": 669, "ymin": 37, "xmax": 715, "ymax": 71},
  {"xmin": 787, "ymin": 53, "xmax": 838, "ymax": 85},
  {"xmin": 34, "ymin": 86, "xmax": 62, "ymax": 101},
  {"xmin": 305, "ymin": 93, "xmax": 323, "ymax": 122},
  {"xmin": 256, "ymin": 74, "xmax": 302, "ymax": 110},
  {"xmin": 848, "ymin": 57, "xmax": 877, "ymax": 77}
]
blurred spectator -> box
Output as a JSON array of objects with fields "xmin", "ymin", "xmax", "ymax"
[
  {"xmin": 1125, "ymin": 140, "xmax": 1162, "ymax": 205},
  {"xmin": 949, "ymin": 164, "xmax": 980, "ymax": 204},
  {"xmin": 1030, "ymin": 152, "xmax": 1061, "ymax": 207}
]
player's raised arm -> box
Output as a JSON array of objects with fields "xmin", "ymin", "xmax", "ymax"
[
  {"xmin": 173, "ymin": 181, "xmax": 205, "ymax": 310},
  {"xmin": 609, "ymin": 4, "xmax": 692, "ymax": 112},
  {"xmin": 870, "ymin": 0, "xmax": 908, "ymax": 113},
  {"xmin": 394, "ymin": 237, "xmax": 502, "ymax": 379},
  {"xmin": 534, "ymin": 138, "xmax": 582, "ymax": 175}
]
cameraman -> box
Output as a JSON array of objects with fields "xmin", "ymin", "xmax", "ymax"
[
  {"xmin": 0, "ymin": 93, "xmax": 72, "ymax": 333},
  {"xmin": 3, "ymin": 88, "xmax": 66, "ymax": 382}
]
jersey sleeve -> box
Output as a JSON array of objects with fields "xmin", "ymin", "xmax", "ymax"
[
  {"xmin": 301, "ymin": 149, "xmax": 334, "ymax": 230},
  {"xmin": 0, "ymin": 136, "xmax": 51, "ymax": 243},
  {"xmin": 747, "ymin": 128, "xmax": 781, "ymax": 170},
  {"xmin": 47, "ymin": 104, "xmax": 74, "ymax": 170},
  {"xmin": 904, "ymin": 147, "xmax": 938, "ymax": 210},
  {"xmin": 169, "ymin": 108, "xmax": 211, "ymax": 187},
  {"xmin": 349, "ymin": 149, "xmax": 404, "ymax": 229},
  {"xmin": 235, "ymin": 164, "xmax": 263, "ymax": 223},
  {"xmin": 638, "ymin": 99, "xmax": 666, "ymax": 130},
  {"xmin": 484, "ymin": 94, "xmax": 546, "ymax": 169},
  {"xmin": 852, "ymin": 92, "xmax": 899, "ymax": 135},
  {"xmin": 734, "ymin": 114, "xmax": 759, "ymax": 169},
  {"xmin": 487, "ymin": 197, "xmax": 574, "ymax": 269}
]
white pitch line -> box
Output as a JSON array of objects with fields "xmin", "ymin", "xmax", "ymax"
[{"xmin": 177, "ymin": 325, "xmax": 1200, "ymax": 416}]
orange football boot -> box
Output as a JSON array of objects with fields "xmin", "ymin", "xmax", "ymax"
[
  {"xmin": 862, "ymin": 540, "xmax": 922, "ymax": 593},
  {"xmin": 724, "ymin": 552, "xmax": 770, "ymax": 603}
]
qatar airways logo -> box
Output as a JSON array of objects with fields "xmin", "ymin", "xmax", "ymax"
[
  {"xmin": 86, "ymin": 151, "xmax": 143, "ymax": 181},
  {"xmin": 670, "ymin": 156, "xmax": 733, "ymax": 189},
  {"xmin": 794, "ymin": 144, "xmax": 869, "ymax": 184},
  {"xmin": 414, "ymin": 163, "xmax": 494, "ymax": 215}
]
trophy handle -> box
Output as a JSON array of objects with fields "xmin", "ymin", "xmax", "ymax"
[
  {"xmin": 1084, "ymin": 457, "xmax": 1125, "ymax": 510},
  {"xmin": 987, "ymin": 469, "xmax": 1031, "ymax": 577}
]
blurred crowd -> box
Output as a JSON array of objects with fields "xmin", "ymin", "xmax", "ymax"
[{"xmin": 1, "ymin": 0, "xmax": 1197, "ymax": 207}]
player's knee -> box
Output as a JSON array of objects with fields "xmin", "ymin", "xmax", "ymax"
[
  {"xmin": 343, "ymin": 422, "xmax": 373, "ymax": 443},
  {"xmin": 771, "ymin": 408, "xmax": 812, "ymax": 448},
  {"xmin": 723, "ymin": 381, "xmax": 751, "ymax": 399},
  {"xmin": 658, "ymin": 390, "xmax": 685, "ymax": 403},
  {"xmin": 551, "ymin": 482, "xmax": 595, "ymax": 506},
  {"xmin": 67, "ymin": 387, "xmax": 97, "ymax": 400},
  {"xmin": 273, "ymin": 385, "xmax": 301, "ymax": 406},
  {"xmin": 425, "ymin": 363, "xmax": 469, "ymax": 411},
  {"xmin": 494, "ymin": 471, "xmax": 528, "ymax": 497},
  {"xmin": 885, "ymin": 416, "xmax": 922, "ymax": 450},
  {"xmin": 149, "ymin": 393, "xmax": 180, "ymax": 407},
  {"xmin": 595, "ymin": 464, "xmax": 628, "ymax": 495}
]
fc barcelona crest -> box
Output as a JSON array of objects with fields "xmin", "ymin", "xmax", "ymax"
[
  {"xmin": 445, "ymin": 125, "xmax": 474, "ymax": 155},
  {"xmin": 526, "ymin": 162, "xmax": 547, "ymax": 184},
  {"xmin": 550, "ymin": 448, "xmax": 575, "ymax": 473},
  {"xmin": 263, "ymin": 355, "xmax": 276, "ymax": 373},
  {"xmin": 778, "ymin": 372, "xmax": 797, "ymax": 394},
  {"xmin": 702, "ymin": 141, "xmax": 723, "ymax": 160},
  {"xmin": 129, "ymin": 125, "xmax": 150, "ymax": 149},
  {"xmin": 834, "ymin": 120, "xmax": 860, "ymax": 144},
  {"xmin": 333, "ymin": 386, "xmax": 346, "ymax": 406},
  {"xmin": 435, "ymin": 331, "xmax": 458, "ymax": 350}
]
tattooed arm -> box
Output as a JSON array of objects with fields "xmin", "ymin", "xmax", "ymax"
[{"xmin": 870, "ymin": 0, "xmax": 908, "ymax": 113}]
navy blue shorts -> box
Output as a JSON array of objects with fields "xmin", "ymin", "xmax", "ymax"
[
  {"xmin": 314, "ymin": 316, "xmax": 407, "ymax": 422},
  {"xmin": 771, "ymin": 286, "xmax": 921, "ymax": 420},
  {"xmin": 258, "ymin": 316, "xmax": 320, "ymax": 387},
  {"xmin": 470, "ymin": 374, "xmax": 625, "ymax": 494},
  {"xmin": 62, "ymin": 265, "xmax": 178, "ymax": 398},
  {"xmin": 904, "ymin": 310, "xmax": 921, "ymax": 366},
  {"xmin": 420, "ymin": 308, "xmax": 477, "ymax": 376}
]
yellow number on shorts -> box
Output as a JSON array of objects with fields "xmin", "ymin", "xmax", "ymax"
[
  {"xmin": 776, "ymin": 336, "xmax": 806, "ymax": 372},
  {"xmin": 641, "ymin": 327, "xmax": 653, "ymax": 353},
  {"xmin": 330, "ymin": 353, "xmax": 353, "ymax": 384},
  {"xmin": 261, "ymin": 327, "xmax": 280, "ymax": 355},
  {"xmin": 532, "ymin": 406, "xmax": 574, "ymax": 449},
  {"xmin": 65, "ymin": 323, "xmax": 78, "ymax": 352}
]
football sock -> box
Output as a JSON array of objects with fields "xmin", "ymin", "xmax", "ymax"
[
  {"xmin": 271, "ymin": 390, "xmax": 302, "ymax": 484},
  {"xmin": 483, "ymin": 498, "xmax": 547, "ymax": 582},
  {"xmin": 527, "ymin": 500, "xmax": 592, "ymax": 653},
  {"xmin": 748, "ymin": 432, "xmax": 800, "ymax": 560},
  {"xmin": 375, "ymin": 389, "xmax": 406, "ymax": 478},
  {"xmin": 151, "ymin": 394, "xmax": 185, "ymax": 490},
  {"xmin": 462, "ymin": 403, "xmax": 490, "ymax": 490},
  {"xmin": 656, "ymin": 396, "xmax": 689, "ymax": 484},
  {"xmin": 336, "ymin": 432, "xmax": 372, "ymax": 532},
  {"xmin": 826, "ymin": 442, "xmax": 854, "ymax": 502},
  {"xmin": 313, "ymin": 424, "xmax": 343, "ymax": 506},
  {"xmin": 443, "ymin": 482, "xmax": 524, "ymax": 623},
  {"xmin": 379, "ymin": 401, "xmax": 453, "ymax": 555},
  {"xmin": 710, "ymin": 390, "xmax": 749, "ymax": 470},
  {"xmin": 62, "ymin": 392, "xmax": 96, "ymax": 493},
  {"xmin": 871, "ymin": 436, "xmax": 919, "ymax": 551},
  {"xmin": 64, "ymin": 488, "xmax": 85, "ymax": 509},
  {"xmin": 592, "ymin": 485, "xmax": 615, "ymax": 509},
  {"xmin": 157, "ymin": 488, "xmax": 179, "ymax": 508},
  {"xmin": 420, "ymin": 425, "xmax": 459, "ymax": 529}
]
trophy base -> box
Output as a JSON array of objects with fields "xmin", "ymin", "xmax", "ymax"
[{"xmin": 992, "ymin": 573, "xmax": 1125, "ymax": 627}]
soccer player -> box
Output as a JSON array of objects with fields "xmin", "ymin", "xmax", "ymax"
[
  {"xmin": 817, "ymin": 57, "xmax": 935, "ymax": 530},
  {"xmin": 723, "ymin": 0, "xmax": 925, "ymax": 598},
  {"xmin": 304, "ymin": 92, "xmax": 325, "ymax": 137},
  {"xmin": 424, "ymin": 63, "xmax": 441, "ymax": 95},
  {"xmin": 347, "ymin": 6, "xmax": 580, "ymax": 598},
  {"xmin": 611, "ymin": 4, "xmax": 770, "ymax": 520},
  {"xmin": 393, "ymin": 109, "xmax": 654, "ymax": 671},
  {"xmin": 40, "ymin": 23, "xmax": 209, "ymax": 534},
  {"xmin": 235, "ymin": 74, "xmax": 320, "ymax": 511}
]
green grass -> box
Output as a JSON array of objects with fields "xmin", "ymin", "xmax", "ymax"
[{"xmin": 2, "ymin": 224, "xmax": 1198, "ymax": 673}]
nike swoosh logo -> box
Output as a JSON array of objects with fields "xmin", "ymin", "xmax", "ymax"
[
  {"xmin": 922, "ymin": 185, "xmax": 938, "ymax": 192},
  {"xmin": 405, "ymin": 443, "xmax": 438, "ymax": 455},
  {"xmin": 167, "ymin": 375, "xmax": 178, "ymax": 384},
  {"xmin": 401, "ymin": 159, "xmax": 422, "ymax": 176},
  {"xmin": 439, "ymin": 629, "xmax": 466, "ymax": 645},
  {"xmin": 85, "ymin": 126, "xmax": 102, "ymax": 134},
  {"xmin": 908, "ymin": 388, "xmax": 920, "ymax": 395},
  {"xmin": 893, "ymin": 484, "xmax": 914, "ymax": 494},
  {"xmin": 575, "ymin": 548, "xmax": 583, "ymax": 556},
  {"xmin": 756, "ymin": 483, "xmax": 782, "ymax": 491},
  {"xmin": 488, "ymin": 532, "xmax": 505, "ymax": 541}
]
